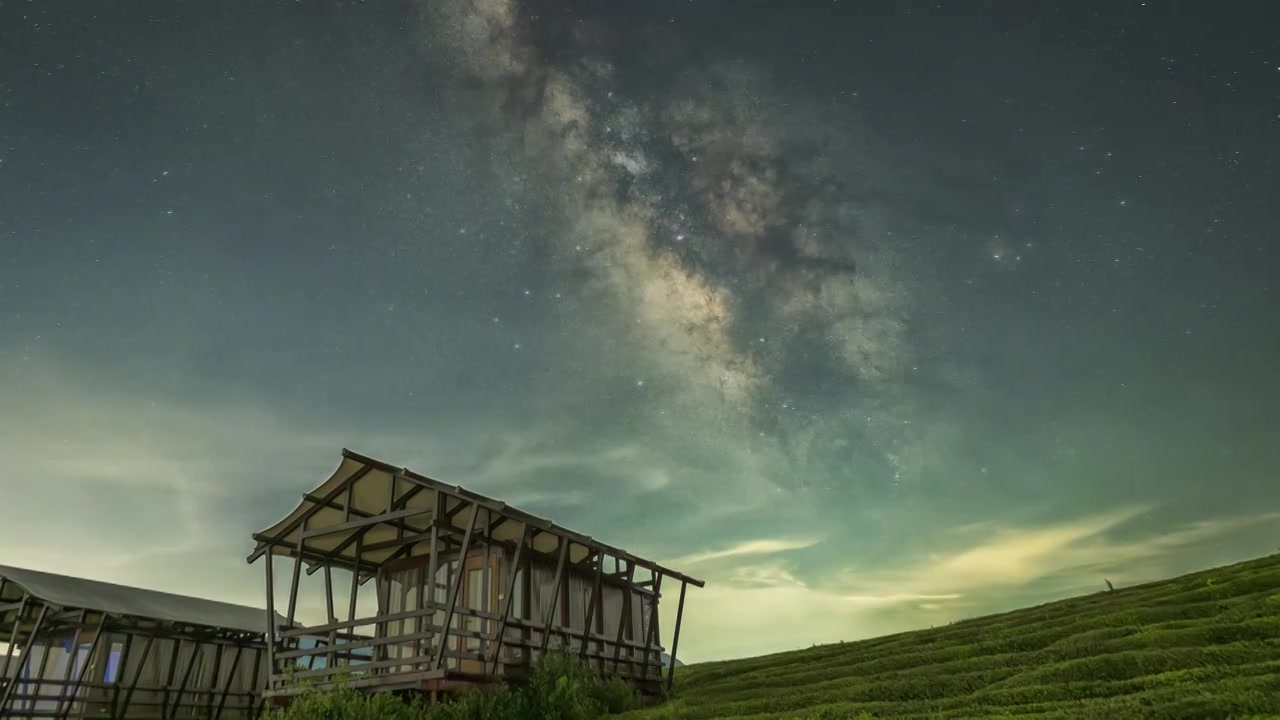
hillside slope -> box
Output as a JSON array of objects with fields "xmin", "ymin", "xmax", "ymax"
[{"xmin": 623, "ymin": 553, "xmax": 1280, "ymax": 719}]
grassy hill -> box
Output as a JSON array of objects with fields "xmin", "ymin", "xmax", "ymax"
[{"xmin": 621, "ymin": 553, "xmax": 1280, "ymax": 719}]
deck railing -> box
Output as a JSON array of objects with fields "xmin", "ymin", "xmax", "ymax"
[
  {"xmin": 267, "ymin": 602, "xmax": 664, "ymax": 695},
  {"xmin": 0, "ymin": 677, "xmax": 260, "ymax": 719}
]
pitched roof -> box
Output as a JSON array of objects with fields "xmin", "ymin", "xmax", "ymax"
[
  {"xmin": 249, "ymin": 448, "xmax": 705, "ymax": 589},
  {"xmin": 0, "ymin": 564, "xmax": 282, "ymax": 634}
]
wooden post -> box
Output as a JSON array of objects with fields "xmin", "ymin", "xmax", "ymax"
[
  {"xmin": 594, "ymin": 559, "xmax": 607, "ymax": 672},
  {"xmin": 611, "ymin": 560, "xmax": 636, "ymax": 674},
  {"xmin": 639, "ymin": 573, "xmax": 663, "ymax": 680},
  {"xmin": 165, "ymin": 640, "xmax": 200, "ymax": 719},
  {"xmin": 52, "ymin": 610, "xmax": 87, "ymax": 718},
  {"xmin": 264, "ymin": 553, "xmax": 278, "ymax": 690},
  {"xmin": 107, "ymin": 633, "xmax": 134, "ymax": 719},
  {"xmin": 539, "ymin": 537, "xmax": 570, "ymax": 656},
  {"xmin": 488, "ymin": 523, "xmax": 529, "ymax": 676},
  {"xmin": 30, "ymin": 613, "xmax": 57, "ymax": 711},
  {"xmin": 0, "ymin": 602, "xmax": 47, "ymax": 713},
  {"xmin": 433, "ymin": 500, "xmax": 478, "ymax": 670},
  {"xmin": 249, "ymin": 648, "xmax": 264, "ymax": 717},
  {"xmin": 323, "ymin": 565, "xmax": 337, "ymax": 670},
  {"xmin": 0, "ymin": 594, "xmax": 29, "ymax": 681},
  {"xmin": 212, "ymin": 645, "xmax": 244, "ymax": 720},
  {"xmin": 578, "ymin": 551, "xmax": 603, "ymax": 662},
  {"xmin": 205, "ymin": 643, "xmax": 225, "ymax": 717},
  {"xmin": 117, "ymin": 634, "xmax": 154, "ymax": 717},
  {"xmin": 59, "ymin": 613, "xmax": 107, "ymax": 720},
  {"xmin": 424, "ymin": 492, "xmax": 443, "ymax": 664},
  {"xmin": 666, "ymin": 580, "xmax": 688, "ymax": 693},
  {"xmin": 159, "ymin": 638, "xmax": 182, "ymax": 716},
  {"xmin": 347, "ymin": 534, "xmax": 363, "ymax": 627},
  {"xmin": 481, "ymin": 509, "xmax": 491, "ymax": 660},
  {"xmin": 286, "ymin": 517, "xmax": 307, "ymax": 632}
]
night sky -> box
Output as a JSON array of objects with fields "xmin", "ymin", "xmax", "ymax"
[{"xmin": 2, "ymin": 0, "xmax": 1278, "ymax": 662}]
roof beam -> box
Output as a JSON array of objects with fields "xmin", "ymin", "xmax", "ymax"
[
  {"xmin": 302, "ymin": 492, "xmax": 429, "ymax": 534},
  {"xmin": 299, "ymin": 506, "xmax": 432, "ymax": 540},
  {"xmin": 246, "ymin": 464, "xmax": 376, "ymax": 563},
  {"xmin": 304, "ymin": 480, "xmax": 431, "ymax": 574}
]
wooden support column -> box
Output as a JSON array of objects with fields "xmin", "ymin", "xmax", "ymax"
[
  {"xmin": 159, "ymin": 638, "xmax": 182, "ymax": 715},
  {"xmin": 59, "ymin": 613, "xmax": 107, "ymax": 720},
  {"xmin": 373, "ymin": 474, "xmax": 398, "ymax": 665},
  {"xmin": 52, "ymin": 610, "xmax": 87, "ymax": 718},
  {"xmin": 249, "ymin": 648, "xmax": 265, "ymax": 717},
  {"xmin": 319, "ymin": 565, "xmax": 336, "ymax": 671},
  {"xmin": 666, "ymin": 580, "xmax": 688, "ymax": 693},
  {"xmin": 29, "ymin": 614, "xmax": 58, "ymax": 711},
  {"xmin": 165, "ymin": 640, "xmax": 200, "ymax": 720},
  {"xmin": 0, "ymin": 579, "xmax": 7, "ymax": 641},
  {"xmin": 204, "ymin": 644, "xmax": 225, "ymax": 717},
  {"xmin": 107, "ymin": 633, "xmax": 134, "ymax": 719},
  {"xmin": 263, "ymin": 552, "xmax": 278, "ymax": 690},
  {"xmin": 639, "ymin": 573, "xmax": 664, "ymax": 680},
  {"xmin": 0, "ymin": 602, "xmax": 47, "ymax": 713},
  {"xmin": 488, "ymin": 523, "xmax": 529, "ymax": 676},
  {"xmin": 212, "ymin": 645, "xmax": 244, "ymax": 720},
  {"xmin": 594, "ymin": 559, "xmax": 608, "ymax": 672},
  {"xmin": 481, "ymin": 508, "xmax": 491, "ymax": 659},
  {"xmin": 0, "ymin": 593, "xmax": 29, "ymax": 679},
  {"xmin": 578, "ymin": 550, "xmax": 604, "ymax": 662},
  {"xmin": 286, "ymin": 517, "xmax": 307, "ymax": 633},
  {"xmin": 611, "ymin": 560, "xmax": 636, "ymax": 674},
  {"xmin": 423, "ymin": 491, "xmax": 443, "ymax": 663},
  {"xmin": 539, "ymin": 537, "xmax": 570, "ymax": 656},
  {"xmin": 117, "ymin": 634, "xmax": 155, "ymax": 717},
  {"xmin": 347, "ymin": 534, "xmax": 363, "ymax": 627},
  {"xmin": 432, "ymin": 499, "xmax": 478, "ymax": 670}
]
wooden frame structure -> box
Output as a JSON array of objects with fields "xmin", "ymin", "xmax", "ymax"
[
  {"xmin": 0, "ymin": 565, "xmax": 282, "ymax": 719},
  {"xmin": 248, "ymin": 448, "xmax": 703, "ymax": 701}
]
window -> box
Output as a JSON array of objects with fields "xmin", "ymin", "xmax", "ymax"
[
  {"xmin": 464, "ymin": 568, "xmax": 483, "ymax": 651},
  {"xmin": 104, "ymin": 640, "xmax": 125, "ymax": 683}
]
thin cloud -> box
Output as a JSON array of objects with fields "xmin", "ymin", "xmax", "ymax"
[
  {"xmin": 831, "ymin": 507, "xmax": 1280, "ymax": 602},
  {"xmin": 670, "ymin": 537, "xmax": 821, "ymax": 566},
  {"xmin": 670, "ymin": 507, "xmax": 1280, "ymax": 661}
]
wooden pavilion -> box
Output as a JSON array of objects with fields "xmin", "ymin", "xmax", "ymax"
[
  {"xmin": 247, "ymin": 448, "xmax": 703, "ymax": 702},
  {"xmin": 0, "ymin": 564, "xmax": 281, "ymax": 719}
]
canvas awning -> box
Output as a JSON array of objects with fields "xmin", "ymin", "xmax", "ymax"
[
  {"xmin": 0, "ymin": 564, "xmax": 286, "ymax": 634},
  {"xmin": 248, "ymin": 448, "xmax": 704, "ymax": 588}
]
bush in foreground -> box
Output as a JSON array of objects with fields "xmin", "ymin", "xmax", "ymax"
[{"xmin": 261, "ymin": 651, "xmax": 644, "ymax": 720}]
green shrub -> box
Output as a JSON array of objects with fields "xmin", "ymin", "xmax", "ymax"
[
  {"xmin": 260, "ymin": 650, "xmax": 644, "ymax": 720},
  {"xmin": 522, "ymin": 649, "xmax": 643, "ymax": 719},
  {"xmin": 429, "ymin": 686, "xmax": 525, "ymax": 720},
  {"xmin": 260, "ymin": 682, "xmax": 434, "ymax": 720}
]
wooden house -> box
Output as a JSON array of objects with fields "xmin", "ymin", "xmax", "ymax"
[
  {"xmin": 247, "ymin": 449, "xmax": 703, "ymax": 702},
  {"xmin": 0, "ymin": 564, "xmax": 279, "ymax": 719}
]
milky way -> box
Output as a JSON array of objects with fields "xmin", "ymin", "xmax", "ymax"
[{"xmin": 416, "ymin": 0, "xmax": 936, "ymax": 477}]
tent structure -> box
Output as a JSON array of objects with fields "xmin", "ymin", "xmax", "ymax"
[
  {"xmin": 248, "ymin": 448, "xmax": 703, "ymax": 702},
  {"xmin": 0, "ymin": 565, "xmax": 283, "ymax": 719}
]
